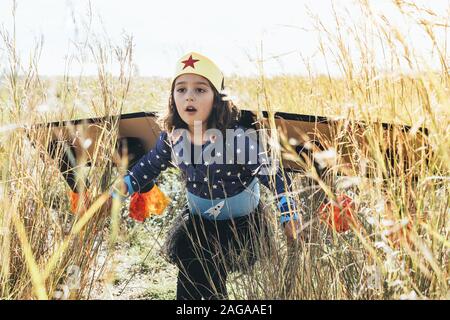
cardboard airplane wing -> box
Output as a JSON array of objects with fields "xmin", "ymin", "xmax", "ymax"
[{"xmin": 30, "ymin": 109, "xmax": 428, "ymax": 196}]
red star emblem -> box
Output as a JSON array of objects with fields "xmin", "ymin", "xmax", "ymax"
[{"xmin": 181, "ymin": 55, "xmax": 200, "ymax": 70}]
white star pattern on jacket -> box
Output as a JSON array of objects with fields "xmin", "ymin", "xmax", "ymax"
[{"xmin": 127, "ymin": 128, "xmax": 293, "ymax": 201}]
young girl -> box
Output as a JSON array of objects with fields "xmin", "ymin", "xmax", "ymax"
[{"xmin": 112, "ymin": 52, "xmax": 300, "ymax": 299}]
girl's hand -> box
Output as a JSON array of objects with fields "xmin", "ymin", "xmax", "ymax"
[
  {"xmin": 283, "ymin": 218, "xmax": 301, "ymax": 243},
  {"xmin": 278, "ymin": 195, "xmax": 301, "ymax": 243}
]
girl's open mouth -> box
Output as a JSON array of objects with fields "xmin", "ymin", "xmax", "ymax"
[{"xmin": 185, "ymin": 106, "xmax": 197, "ymax": 115}]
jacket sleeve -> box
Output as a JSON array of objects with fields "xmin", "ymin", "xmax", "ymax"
[{"xmin": 125, "ymin": 131, "xmax": 173, "ymax": 193}]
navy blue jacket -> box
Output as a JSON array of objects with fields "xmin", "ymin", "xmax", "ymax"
[{"xmin": 125, "ymin": 124, "xmax": 295, "ymax": 213}]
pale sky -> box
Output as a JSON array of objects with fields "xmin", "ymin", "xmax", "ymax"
[{"xmin": 0, "ymin": 0, "xmax": 449, "ymax": 77}]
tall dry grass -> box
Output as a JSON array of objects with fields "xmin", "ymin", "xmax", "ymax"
[
  {"xmin": 0, "ymin": 0, "xmax": 448, "ymax": 299},
  {"xmin": 0, "ymin": 2, "xmax": 135, "ymax": 299},
  {"xmin": 223, "ymin": 0, "xmax": 449, "ymax": 300}
]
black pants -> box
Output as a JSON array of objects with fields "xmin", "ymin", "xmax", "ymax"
[{"xmin": 164, "ymin": 203, "xmax": 266, "ymax": 300}]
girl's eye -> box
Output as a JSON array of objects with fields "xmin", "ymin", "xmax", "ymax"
[{"xmin": 176, "ymin": 88, "xmax": 206, "ymax": 93}]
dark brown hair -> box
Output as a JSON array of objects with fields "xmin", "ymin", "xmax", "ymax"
[{"xmin": 158, "ymin": 79, "xmax": 241, "ymax": 135}]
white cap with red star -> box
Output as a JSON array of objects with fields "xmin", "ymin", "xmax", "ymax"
[{"xmin": 172, "ymin": 52, "xmax": 224, "ymax": 92}]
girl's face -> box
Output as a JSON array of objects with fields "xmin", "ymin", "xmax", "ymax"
[{"xmin": 173, "ymin": 74, "xmax": 214, "ymax": 132}]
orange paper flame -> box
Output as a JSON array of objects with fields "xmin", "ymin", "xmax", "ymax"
[
  {"xmin": 69, "ymin": 190, "xmax": 90, "ymax": 215},
  {"xmin": 129, "ymin": 184, "xmax": 170, "ymax": 222},
  {"xmin": 319, "ymin": 194, "xmax": 356, "ymax": 233}
]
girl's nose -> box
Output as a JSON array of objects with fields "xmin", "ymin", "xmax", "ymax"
[{"xmin": 185, "ymin": 91, "xmax": 194, "ymax": 101}]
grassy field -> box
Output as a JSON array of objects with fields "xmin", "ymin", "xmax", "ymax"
[{"xmin": 0, "ymin": 1, "xmax": 449, "ymax": 300}]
